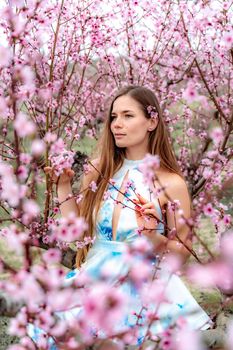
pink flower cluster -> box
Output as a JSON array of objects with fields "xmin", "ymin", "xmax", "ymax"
[
  {"xmin": 49, "ymin": 139, "xmax": 75, "ymax": 176},
  {"xmin": 138, "ymin": 154, "xmax": 160, "ymax": 191},
  {"xmin": 147, "ymin": 105, "xmax": 159, "ymax": 120},
  {"xmin": 188, "ymin": 229, "xmax": 233, "ymax": 293},
  {"xmin": 0, "ymin": 161, "xmax": 25, "ymax": 207},
  {"xmin": 50, "ymin": 212, "xmax": 88, "ymax": 243}
]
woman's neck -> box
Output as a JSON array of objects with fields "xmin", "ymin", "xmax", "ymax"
[{"xmin": 125, "ymin": 150, "xmax": 147, "ymax": 161}]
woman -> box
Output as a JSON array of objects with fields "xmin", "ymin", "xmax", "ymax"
[{"xmin": 39, "ymin": 86, "xmax": 211, "ymax": 347}]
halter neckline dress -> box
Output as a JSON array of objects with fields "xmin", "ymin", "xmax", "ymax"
[{"xmin": 29, "ymin": 157, "xmax": 211, "ymax": 347}]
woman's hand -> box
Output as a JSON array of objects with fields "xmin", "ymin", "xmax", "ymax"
[
  {"xmin": 134, "ymin": 193, "xmax": 160, "ymax": 234},
  {"xmin": 44, "ymin": 166, "xmax": 74, "ymax": 186}
]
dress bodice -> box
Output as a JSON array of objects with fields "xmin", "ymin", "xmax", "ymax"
[
  {"xmin": 29, "ymin": 162, "xmax": 211, "ymax": 349},
  {"xmin": 94, "ymin": 158, "xmax": 164, "ymax": 243}
]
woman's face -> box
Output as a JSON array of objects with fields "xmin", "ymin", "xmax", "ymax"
[{"xmin": 110, "ymin": 95, "xmax": 157, "ymax": 155}]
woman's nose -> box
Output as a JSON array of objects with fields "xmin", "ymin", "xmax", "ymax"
[{"xmin": 113, "ymin": 117, "xmax": 124, "ymax": 128}]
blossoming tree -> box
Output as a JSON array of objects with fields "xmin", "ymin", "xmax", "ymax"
[{"xmin": 0, "ymin": 0, "xmax": 232, "ymax": 349}]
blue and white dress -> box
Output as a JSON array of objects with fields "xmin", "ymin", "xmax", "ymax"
[{"xmin": 29, "ymin": 158, "xmax": 211, "ymax": 347}]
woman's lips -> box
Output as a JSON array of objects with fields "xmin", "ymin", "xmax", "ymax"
[{"xmin": 114, "ymin": 134, "xmax": 126, "ymax": 138}]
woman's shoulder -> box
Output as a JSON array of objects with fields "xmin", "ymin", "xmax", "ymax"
[
  {"xmin": 155, "ymin": 169, "xmax": 189, "ymax": 204},
  {"xmin": 156, "ymin": 168, "xmax": 185, "ymax": 184}
]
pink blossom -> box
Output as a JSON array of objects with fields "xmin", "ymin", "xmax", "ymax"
[
  {"xmin": 50, "ymin": 212, "xmax": 88, "ymax": 242},
  {"xmin": 79, "ymin": 115, "xmax": 87, "ymax": 127},
  {"xmin": 53, "ymin": 207, "xmax": 59, "ymax": 214},
  {"xmin": 147, "ymin": 105, "xmax": 158, "ymax": 120},
  {"xmin": 89, "ymin": 180, "xmax": 98, "ymax": 192},
  {"xmin": 49, "ymin": 139, "xmax": 74, "ymax": 176},
  {"xmin": 167, "ymin": 200, "xmax": 180, "ymax": 212},
  {"xmin": 19, "ymin": 153, "xmax": 32, "ymax": 165},
  {"xmin": 76, "ymin": 194, "xmax": 83, "ymax": 204},
  {"xmin": 188, "ymin": 262, "xmax": 233, "ymax": 290},
  {"xmin": 47, "ymin": 288, "xmax": 79, "ymax": 312},
  {"xmin": 23, "ymin": 199, "xmax": 40, "ymax": 219},
  {"xmin": 20, "ymin": 65, "xmax": 35, "ymax": 90},
  {"xmin": 44, "ymin": 132, "xmax": 57, "ymax": 143},
  {"xmin": 32, "ymin": 265, "xmax": 65, "ymax": 290},
  {"xmin": 173, "ymin": 327, "xmax": 206, "ymax": 350},
  {"xmin": 33, "ymin": 308, "xmax": 56, "ymax": 332},
  {"xmin": 43, "ymin": 248, "xmax": 62, "ymax": 264},
  {"xmin": 83, "ymin": 163, "xmax": 91, "ymax": 174},
  {"xmin": 138, "ymin": 154, "xmax": 160, "ymax": 189},
  {"xmin": 50, "ymin": 138, "xmax": 66, "ymax": 154},
  {"xmin": 129, "ymin": 259, "xmax": 151, "ymax": 286},
  {"xmin": 160, "ymin": 329, "xmax": 174, "ymax": 350},
  {"xmin": 222, "ymin": 31, "xmax": 233, "ymax": 48},
  {"xmin": 17, "ymin": 165, "xmax": 28, "ymax": 181},
  {"xmin": 76, "ymin": 235, "xmax": 95, "ymax": 249},
  {"xmin": 20, "ymin": 336, "xmax": 36, "ymax": 350},
  {"xmin": 186, "ymin": 128, "xmax": 195, "ymax": 137},
  {"xmin": 199, "ymin": 131, "xmax": 208, "ymax": 140},
  {"xmin": 185, "ymin": 264, "xmax": 216, "ymax": 288},
  {"xmin": 18, "ymin": 273, "xmax": 45, "ymax": 308},
  {"xmin": 220, "ymin": 230, "xmax": 233, "ymax": 261},
  {"xmin": 0, "ymin": 225, "xmax": 27, "ymax": 255},
  {"xmin": 209, "ymin": 127, "xmax": 224, "ymax": 146},
  {"xmin": 223, "ymin": 215, "xmax": 231, "ymax": 225},
  {"xmin": 160, "ymin": 254, "xmax": 182, "ymax": 274},
  {"xmin": 203, "ymin": 203, "xmax": 214, "ymax": 216},
  {"xmin": 7, "ymin": 346, "xmax": 26, "ymax": 350},
  {"xmin": 11, "ymin": 0, "xmax": 28, "ymax": 8},
  {"xmin": 203, "ymin": 168, "xmax": 213, "ymax": 179},
  {"xmin": 49, "ymin": 319, "xmax": 68, "ymax": 337},
  {"xmin": 130, "ymin": 236, "xmax": 153, "ymax": 255},
  {"xmin": 141, "ymin": 279, "xmax": 169, "ymax": 306},
  {"xmin": 13, "ymin": 112, "xmax": 36, "ymax": 138},
  {"xmin": 38, "ymin": 87, "xmax": 52, "ymax": 101},
  {"xmin": 0, "ymin": 178, "xmax": 22, "ymax": 207},
  {"xmin": 31, "ymin": 139, "xmax": 46, "ymax": 156},
  {"xmin": 182, "ymin": 82, "xmax": 199, "ymax": 103},
  {"xmin": 0, "ymin": 161, "xmax": 21, "ymax": 205},
  {"xmin": 0, "ymin": 96, "xmax": 9, "ymax": 119},
  {"xmin": 8, "ymin": 309, "xmax": 28, "ymax": 337},
  {"xmin": 82, "ymin": 283, "xmax": 127, "ymax": 334},
  {"xmin": 0, "ymin": 45, "xmax": 12, "ymax": 67}
]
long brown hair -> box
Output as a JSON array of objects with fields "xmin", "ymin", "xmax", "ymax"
[{"xmin": 76, "ymin": 85, "xmax": 181, "ymax": 267}]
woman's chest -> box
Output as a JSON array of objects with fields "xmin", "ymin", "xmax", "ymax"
[{"xmin": 96, "ymin": 169, "xmax": 163, "ymax": 241}]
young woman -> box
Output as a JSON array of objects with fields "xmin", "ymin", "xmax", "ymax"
[{"xmin": 35, "ymin": 86, "xmax": 211, "ymax": 348}]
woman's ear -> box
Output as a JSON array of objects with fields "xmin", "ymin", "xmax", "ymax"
[{"xmin": 148, "ymin": 117, "xmax": 158, "ymax": 131}]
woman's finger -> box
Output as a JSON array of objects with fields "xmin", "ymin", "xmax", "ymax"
[
  {"xmin": 141, "ymin": 208, "xmax": 158, "ymax": 217},
  {"xmin": 134, "ymin": 205, "xmax": 144, "ymax": 218},
  {"xmin": 132, "ymin": 198, "xmax": 140, "ymax": 204},
  {"xmin": 44, "ymin": 166, "xmax": 59, "ymax": 183},
  {"xmin": 140, "ymin": 202, "xmax": 155, "ymax": 210},
  {"xmin": 44, "ymin": 166, "xmax": 53, "ymax": 174},
  {"xmin": 135, "ymin": 193, "xmax": 148, "ymax": 205},
  {"xmin": 66, "ymin": 169, "xmax": 75, "ymax": 177}
]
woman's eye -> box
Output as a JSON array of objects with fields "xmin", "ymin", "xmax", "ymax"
[{"xmin": 125, "ymin": 115, "xmax": 133, "ymax": 118}]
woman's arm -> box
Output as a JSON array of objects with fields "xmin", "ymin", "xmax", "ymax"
[
  {"xmin": 45, "ymin": 166, "xmax": 94, "ymax": 218},
  {"xmin": 46, "ymin": 159, "xmax": 100, "ymax": 218},
  {"xmin": 57, "ymin": 180, "xmax": 79, "ymax": 218},
  {"xmin": 151, "ymin": 175, "xmax": 192, "ymax": 263},
  {"xmin": 136, "ymin": 175, "xmax": 192, "ymax": 263}
]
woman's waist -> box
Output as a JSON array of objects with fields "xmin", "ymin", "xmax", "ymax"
[{"xmin": 91, "ymin": 238, "xmax": 128, "ymax": 253}]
